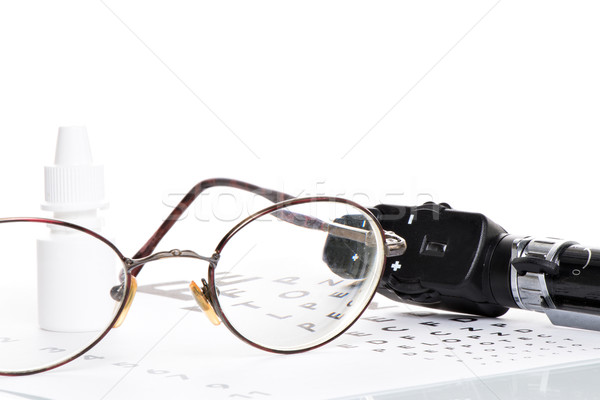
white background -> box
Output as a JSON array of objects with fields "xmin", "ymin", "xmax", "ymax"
[
  {"xmin": 1, "ymin": 1, "xmax": 600, "ymax": 398},
  {"xmin": 1, "ymin": 1, "xmax": 600, "ymax": 248}
]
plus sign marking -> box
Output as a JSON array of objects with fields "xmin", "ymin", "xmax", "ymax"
[{"xmin": 391, "ymin": 261, "xmax": 402, "ymax": 271}]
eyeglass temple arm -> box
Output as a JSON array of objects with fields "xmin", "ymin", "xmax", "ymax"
[
  {"xmin": 271, "ymin": 209, "xmax": 406, "ymax": 256},
  {"xmin": 133, "ymin": 178, "xmax": 405, "ymax": 277},
  {"xmin": 131, "ymin": 178, "xmax": 295, "ymax": 276}
]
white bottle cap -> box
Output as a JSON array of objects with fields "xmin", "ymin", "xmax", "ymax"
[{"xmin": 42, "ymin": 126, "xmax": 108, "ymax": 212}]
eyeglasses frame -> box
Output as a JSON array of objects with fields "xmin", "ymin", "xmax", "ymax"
[{"xmin": 0, "ymin": 178, "xmax": 404, "ymax": 376}]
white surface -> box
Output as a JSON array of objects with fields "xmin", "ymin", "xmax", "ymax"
[
  {"xmin": 2, "ymin": 292, "xmax": 600, "ymax": 399},
  {"xmin": 1, "ymin": 1, "xmax": 600, "ymax": 399}
]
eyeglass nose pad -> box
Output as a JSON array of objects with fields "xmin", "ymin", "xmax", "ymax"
[
  {"xmin": 113, "ymin": 276, "xmax": 138, "ymax": 329},
  {"xmin": 189, "ymin": 280, "xmax": 221, "ymax": 326}
]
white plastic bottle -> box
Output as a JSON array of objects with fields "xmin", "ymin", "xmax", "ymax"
[{"xmin": 37, "ymin": 126, "xmax": 115, "ymax": 332}]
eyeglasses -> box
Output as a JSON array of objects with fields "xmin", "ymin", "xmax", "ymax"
[{"xmin": 0, "ymin": 178, "xmax": 405, "ymax": 375}]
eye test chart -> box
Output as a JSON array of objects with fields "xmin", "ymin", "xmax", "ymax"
[{"xmin": 3, "ymin": 276, "xmax": 600, "ymax": 400}]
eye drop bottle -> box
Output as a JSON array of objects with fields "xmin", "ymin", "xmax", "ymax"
[{"xmin": 37, "ymin": 126, "xmax": 114, "ymax": 332}]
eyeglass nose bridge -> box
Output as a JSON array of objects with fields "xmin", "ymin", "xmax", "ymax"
[
  {"xmin": 111, "ymin": 249, "xmax": 221, "ymax": 329},
  {"xmin": 125, "ymin": 249, "xmax": 220, "ymax": 271}
]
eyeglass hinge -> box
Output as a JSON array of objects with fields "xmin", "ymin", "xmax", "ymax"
[{"xmin": 385, "ymin": 231, "xmax": 407, "ymax": 257}]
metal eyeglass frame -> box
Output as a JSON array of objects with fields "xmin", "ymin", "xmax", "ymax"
[{"xmin": 0, "ymin": 178, "xmax": 406, "ymax": 376}]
